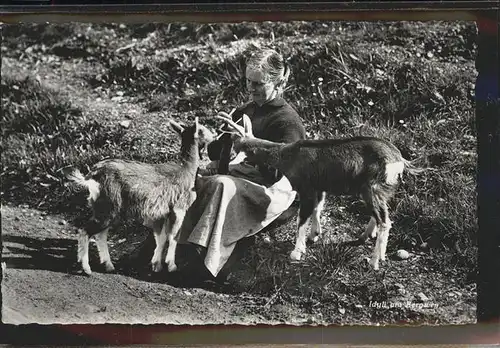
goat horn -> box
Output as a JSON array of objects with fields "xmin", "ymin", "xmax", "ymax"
[
  {"xmin": 217, "ymin": 107, "xmax": 236, "ymax": 119},
  {"xmin": 194, "ymin": 116, "xmax": 199, "ymax": 139},
  {"xmin": 169, "ymin": 119, "xmax": 185, "ymax": 133},
  {"xmin": 214, "ymin": 107, "xmax": 244, "ymax": 135},
  {"xmin": 214, "ymin": 115, "xmax": 246, "ymax": 137}
]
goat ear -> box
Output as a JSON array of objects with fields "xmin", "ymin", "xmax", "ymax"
[{"xmin": 168, "ymin": 119, "xmax": 185, "ymax": 134}]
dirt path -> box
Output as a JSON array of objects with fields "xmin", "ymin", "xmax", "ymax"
[
  {"xmin": 1, "ymin": 202, "xmax": 476, "ymax": 325},
  {"xmin": 1, "ymin": 204, "xmax": 312, "ymax": 325}
]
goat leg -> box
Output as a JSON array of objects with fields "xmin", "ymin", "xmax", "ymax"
[
  {"xmin": 164, "ymin": 208, "xmax": 185, "ymax": 273},
  {"xmin": 151, "ymin": 220, "xmax": 169, "ymax": 273},
  {"xmin": 290, "ymin": 197, "xmax": 314, "ymax": 261},
  {"xmin": 358, "ymin": 217, "xmax": 378, "ymax": 243},
  {"xmin": 370, "ymin": 220, "xmax": 391, "ymax": 270},
  {"xmin": 379, "ymin": 218, "xmax": 392, "ymax": 261},
  {"xmin": 308, "ymin": 191, "xmax": 326, "ymax": 244},
  {"xmin": 94, "ymin": 227, "xmax": 115, "ymax": 272},
  {"xmin": 77, "ymin": 229, "xmax": 92, "ymax": 276},
  {"xmin": 369, "ymin": 200, "xmax": 391, "ymax": 270}
]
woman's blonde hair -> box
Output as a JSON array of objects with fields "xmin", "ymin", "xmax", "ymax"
[{"xmin": 246, "ymin": 47, "xmax": 290, "ymax": 97}]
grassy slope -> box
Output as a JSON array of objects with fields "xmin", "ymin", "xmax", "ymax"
[{"xmin": 1, "ymin": 21, "xmax": 478, "ymax": 324}]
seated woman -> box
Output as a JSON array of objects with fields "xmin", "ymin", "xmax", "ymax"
[{"xmin": 175, "ymin": 47, "xmax": 307, "ymax": 284}]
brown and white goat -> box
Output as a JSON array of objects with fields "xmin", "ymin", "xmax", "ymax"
[
  {"xmin": 63, "ymin": 117, "xmax": 215, "ymax": 275},
  {"xmin": 216, "ymin": 113, "xmax": 426, "ymax": 270}
]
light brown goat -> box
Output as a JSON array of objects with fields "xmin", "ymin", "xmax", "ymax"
[{"xmin": 64, "ymin": 117, "xmax": 215, "ymax": 275}]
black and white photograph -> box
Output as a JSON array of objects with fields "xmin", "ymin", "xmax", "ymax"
[{"xmin": 1, "ymin": 19, "xmax": 479, "ymax": 326}]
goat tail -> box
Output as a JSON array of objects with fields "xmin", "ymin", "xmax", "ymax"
[
  {"xmin": 63, "ymin": 167, "xmax": 86, "ymax": 186},
  {"xmin": 63, "ymin": 167, "xmax": 101, "ymax": 202}
]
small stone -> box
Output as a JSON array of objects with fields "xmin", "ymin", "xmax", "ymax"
[
  {"xmin": 419, "ymin": 242, "xmax": 429, "ymax": 251},
  {"xmin": 395, "ymin": 283, "xmax": 406, "ymax": 295},
  {"xmin": 338, "ymin": 307, "xmax": 345, "ymax": 314},
  {"xmin": 119, "ymin": 120, "xmax": 131, "ymax": 128},
  {"xmin": 86, "ymin": 304, "xmax": 104, "ymax": 313},
  {"xmin": 59, "ymin": 220, "xmax": 67, "ymax": 226},
  {"xmin": 307, "ymin": 316, "xmax": 317, "ymax": 324},
  {"xmin": 396, "ymin": 249, "xmax": 410, "ymax": 260},
  {"xmin": 416, "ymin": 292, "xmax": 429, "ymax": 302}
]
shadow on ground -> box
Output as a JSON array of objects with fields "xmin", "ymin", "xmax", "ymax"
[{"xmin": 2, "ymin": 235, "xmax": 80, "ymax": 274}]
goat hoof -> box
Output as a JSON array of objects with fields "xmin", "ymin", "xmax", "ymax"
[
  {"xmin": 151, "ymin": 262, "xmax": 163, "ymax": 273},
  {"xmin": 104, "ymin": 262, "xmax": 115, "ymax": 273},
  {"xmin": 353, "ymin": 237, "xmax": 367, "ymax": 246},
  {"xmin": 167, "ymin": 263, "xmax": 178, "ymax": 273},
  {"xmin": 82, "ymin": 266, "xmax": 92, "ymax": 276},
  {"xmin": 308, "ymin": 235, "xmax": 320, "ymax": 244},
  {"xmin": 369, "ymin": 259, "xmax": 380, "ymax": 271},
  {"xmin": 290, "ymin": 250, "xmax": 303, "ymax": 261}
]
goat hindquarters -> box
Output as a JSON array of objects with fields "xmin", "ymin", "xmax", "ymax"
[
  {"xmin": 67, "ymin": 168, "xmax": 118, "ymax": 276},
  {"xmin": 78, "ymin": 215, "xmax": 116, "ymax": 276},
  {"xmin": 288, "ymin": 165, "xmax": 400, "ymax": 269}
]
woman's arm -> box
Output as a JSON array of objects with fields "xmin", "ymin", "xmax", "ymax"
[{"xmin": 266, "ymin": 108, "xmax": 307, "ymax": 144}]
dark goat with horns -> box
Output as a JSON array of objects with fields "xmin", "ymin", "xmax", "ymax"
[{"xmin": 215, "ymin": 112, "xmax": 428, "ymax": 270}]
